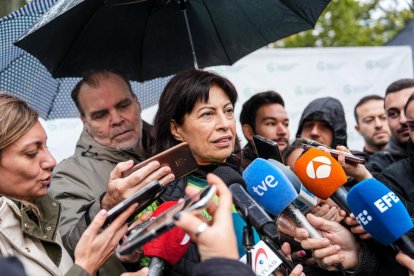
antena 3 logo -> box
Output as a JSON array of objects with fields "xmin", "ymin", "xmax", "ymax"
[{"xmin": 306, "ymin": 156, "xmax": 332, "ymax": 179}]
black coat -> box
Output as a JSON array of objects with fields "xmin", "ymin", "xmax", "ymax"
[
  {"xmin": 380, "ymin": 141, "xmax": 414, "ymax": 215},
  {"xmin": 194, "ymin": 258, "xmax": 254, "ymax": 276}
]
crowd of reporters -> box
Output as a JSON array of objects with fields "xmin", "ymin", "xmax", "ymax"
[{"xmin": 0, "ymin": 69, "xmax": 414, "ymax": 276}]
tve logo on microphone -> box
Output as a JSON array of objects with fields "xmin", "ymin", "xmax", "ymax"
[
  {"xmin": 306, "ymin": 156, "xmax": 331, "ymax": 179},
  {"xmin": 251, "ymin": 175, "xmax": 278, "ymax": 196}
]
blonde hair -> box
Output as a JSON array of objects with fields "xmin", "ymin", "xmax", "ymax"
[{"xmin": 0, "ymin": 92, "xmax": 38, "ymax": 153}]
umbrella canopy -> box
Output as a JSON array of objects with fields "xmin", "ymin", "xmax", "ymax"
[
  {"xmin": 15, "ymin": 0, "xmax": 331, "ymax": 82},
  {"xmin": 0, "ymin": 0, "xmax": 170, "ymax": 119}
]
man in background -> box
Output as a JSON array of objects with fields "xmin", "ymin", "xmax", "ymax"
[
  {"xmin": 49, "ymin": 70, "xmax": 174, "ymax": 275},
  {"xmin": 239, "ymin": 91, "xmax": 290, "ymax": 167},
  {"xmin": 368, "ymin": 78, "xmax": 414, "ymax": 173},
  {"xmin": 354, "ymin": 95, "xmax": 390, "ymax": 162}
]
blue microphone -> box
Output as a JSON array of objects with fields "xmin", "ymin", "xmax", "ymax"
[
  {"xmin": 347, "ymin": 178, "xmax": 414, "ymax": 257},
  {"xmin": 244, "ymin": 159, "xmax": 351, "ymax": 273},
  {"xmin": 212, "ymin": 166, "xmax": 295, "ymax": 271},
  {"xmin": 243, "ymin": 158, "xmax": 322, "ymax": 239},
  {"xmin": 267, "ymin": 159, "xmax": 318, "ymax": 214}
]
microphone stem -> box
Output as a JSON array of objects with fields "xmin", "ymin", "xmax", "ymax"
[
  {"xmin": 331, "ymin": 188, "xmax": 351, "ymax": 214},
  {"xmin": 394, "ymin": 235, "xmax": 414, "ymax": 258},
  {"xmin": 243, "ymin": 225, "xmax": 254, "ymax": 268},
  {"xmin": 261, "ymin": 237, "xmax": 295, "ymax": 271},
  {"xmin": 284, "ymin": 205, "xmax": 322, "ymax": 239},
  {"xmin": 148, "ymin": 257, "xmax": 164, "ymax": 276}
]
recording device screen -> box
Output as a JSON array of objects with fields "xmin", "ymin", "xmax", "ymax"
[
  {"xmin": 252, "ymin": 135, "xmax": 283, "ymax": 162},
  {"xmin": 121, "ymin": 142, "xmax": 198, "ymax": 179},
  {"xmin": 117, "ymin": 185, "xmax": 216, "ymax": 256},
  {"xmin": 104, "ymin": 180, "xmax": 164, "ymax": 227}
]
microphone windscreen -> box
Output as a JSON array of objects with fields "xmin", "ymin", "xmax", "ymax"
[
  {"xmin": 143, "ymin": 201, "xmax": 190, "ymax": 264},
  {"xmin": 347, "ymin": 178, "xmax": 414, "ymax": 245},
  {"xmin": 212, "ymin": 166, "xmax": 245, "ymax": 186},
  {"xmin": 294, "ymin": 147, "xmax": 347, "ymax": 199},
  {"xmin": 243, "ymin": 158, "xmax": 298, "ymax": 216}
]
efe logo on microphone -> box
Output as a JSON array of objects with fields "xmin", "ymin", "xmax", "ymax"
[
  {"xmin": 355, "ymin": 210, "xmax": 373, "ymax": 226},
  {"xmin": 306, "ymin": 156, "xmax": 332, "ymax": 179}
]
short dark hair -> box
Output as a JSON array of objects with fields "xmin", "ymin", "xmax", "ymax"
[
  {"xmin": 404, "ymin": 92, "xmax": 414, "ymax": 115},
  {"xmin": 153, "ymin": 69, "xmax": 238, "ymax": 154},
  {"xmin": 353, "ymin": 94, "xmax": 384, "ymax": 123},
  {"xmin": 71, "ymin": 70, "xmax": 134, "ymax": 116},
  {"xmin": 240, "ymin": 91, "xmax": 285, "ymax": 130},
  {"xmin": 385, "ymin": 78, "xmax": 414, "ymax": 97}
]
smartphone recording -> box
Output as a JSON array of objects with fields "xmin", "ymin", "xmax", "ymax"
[
  {"xmin": 301, "ymin": 143, "xmax": 365, "ymax": 165},
  {"xmin": 117, "ymin": 185, "xmax": 216, "ymax": 256},
  {"xmin": 122, "ymin": 142, "xmax": 198, "ymax": 179},
  {"xmin": 104, "ymin": 180, "xmax": 165, "ymax": 227}
]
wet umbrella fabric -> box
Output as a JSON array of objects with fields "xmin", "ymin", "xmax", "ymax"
[
  {"xmin": 0, "ymin": 0, "xmax": 170, "ymax": 119},
  {"xmin": 15, "ymin": 0, "xmax": 331, "ymax": 82}
]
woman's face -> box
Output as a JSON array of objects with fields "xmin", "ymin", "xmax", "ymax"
[
  {"xmin": 0, "ymin": 121, "xmax": 56, "ymax": 202},
  {"xmin": 172, "ymin": 85, "xmax": 236, "ymax": 165}
]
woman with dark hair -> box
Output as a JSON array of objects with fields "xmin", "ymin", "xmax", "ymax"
[
  {"xmin": 154, "ymin": 69, "xmax": 238, "ymax": 156},
  {"xmin": 152, "ymin": 69, "xmax": 249, "ymax": 275}
]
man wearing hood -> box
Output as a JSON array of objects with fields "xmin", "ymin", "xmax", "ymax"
[
  {"xmin": 367, "ymin": 78, "xmax": 414, "ymax": 173},
  {"xmin": 296, "ymin": 97, "xmax": 348, "ymax": 149}
]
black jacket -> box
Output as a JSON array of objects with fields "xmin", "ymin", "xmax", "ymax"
[
  {"xmin": 380, "ymin": 141, "xmax": 414, "ymax": 215},
  {"xmin": 194, "ymin": 258, "xmax": 254, "ymax": 276},
  {"xmin": 296, "ymin": 97, "xmax": 347, "ymax": 148},
  {"xmin": 159, "ymin": 162, "xmax": 242, "ymax": 276},
  {"xmin": 367, "ymin": 136, "xmax": 409, "ymax": 174}
]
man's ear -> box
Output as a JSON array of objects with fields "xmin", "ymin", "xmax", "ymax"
[
  {"xmin": 242, "ymin": 124, "xmax": 255, "ymax": 141},
  {"xmin": 354, "ymin": 124, "xmax": 360, "ymax": 133},
  {"xmin": 170, "ymin": 120, "xmax": 184, "ymax": 142},
  {"xmin": 81, "ymin": 116, "xmax": 90, "ymax": 132}
]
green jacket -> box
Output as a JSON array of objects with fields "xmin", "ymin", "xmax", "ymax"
[{"xmin": 0, "ymin": 195, "xmax": 88, "ymax": 276}]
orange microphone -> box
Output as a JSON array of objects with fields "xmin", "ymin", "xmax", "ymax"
[{"xmin": 294, "ymin": 147, "xmax": 350, "ymax": 213}]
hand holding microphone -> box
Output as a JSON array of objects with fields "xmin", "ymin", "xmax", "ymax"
[
  {"xmin": 295, "ymin": 213, "xmax": 361, "ymax": 271},
  {"xmin": 310, "ymin": 199, "xmax": 346, "ymax": 222},
  {"xmin": 347, "ymin": 178, "xmax": 414, "ymax": 257},
  {"xmin": 243, "ymin": 158, "xmax": 323, "ymax": 239},
  {"xmin": 343, "ymin": 214, "xmax": 371, "ymax": 240},
  {"xmin": 334, "ymin": 145, "xmax": 372, "ymax": 182},
  {"xmin": 396, "ymin": 252, "xmax": 414, "ymax": 276}
]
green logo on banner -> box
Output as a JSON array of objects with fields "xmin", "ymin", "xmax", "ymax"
[
  {"xmin": 295, "ymin": 86, "xmax": 324, "ymax": 96},
  {"xmin": 343, "ymin": 84, "xmax": 373, "ymax": 95},
  {"xmin": 267, "ymin": 63, "xmax": 298, "ymax": 72},
  {"xmin": 366, "ymin": 59, "xmax": 392, "ymax": 70},
  {"xmin": 317, "ymin": 61, "xmax": 346, "ymax": 71}
]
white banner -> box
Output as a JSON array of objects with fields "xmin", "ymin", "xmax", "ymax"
[{"xmin": 44, "ymin": 46, "xmax": 413, "ymax": 163}]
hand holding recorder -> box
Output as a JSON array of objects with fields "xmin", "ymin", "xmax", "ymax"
[{"xmin": 103, "ymin": 142, "xmax": 198, "ymax": 225}]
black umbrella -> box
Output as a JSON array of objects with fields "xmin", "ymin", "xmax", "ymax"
[
  {"xmin": 1, "ymin": 0, "xmax": 170, "ymax": 119},
  {"xmin": 15, "ymin": 0, "xmax": 330, "ymax": 82}
]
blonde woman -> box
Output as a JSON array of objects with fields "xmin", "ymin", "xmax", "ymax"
[{"xmin": 0, "ymin": 92, "xmax": 145, "ymax": 276}]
